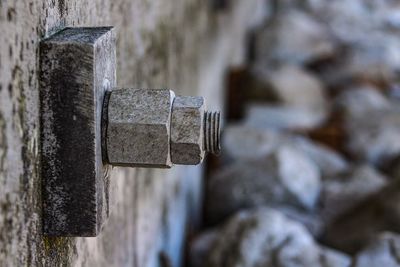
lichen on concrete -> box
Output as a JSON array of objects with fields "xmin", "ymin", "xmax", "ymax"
[{"xmin": 0, "ymin": 112, "xmax": 6, "ymax": 173}]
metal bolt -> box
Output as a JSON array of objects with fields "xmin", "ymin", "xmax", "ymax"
[
  {"xmin": 104, "ymin": 88, "xmax": 221, "ymax": 168},
  {"xmin": 204, "ymin": 110, "xmax": 221, "ymax": 155}
]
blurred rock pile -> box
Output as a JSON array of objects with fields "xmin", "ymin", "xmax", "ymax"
[{"xmin": 189, "ymin": 1, "xmax": 400, "ymax": 266}]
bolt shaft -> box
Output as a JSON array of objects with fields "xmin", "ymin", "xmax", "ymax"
[{"xmin": 204, "ymin": 111, "xmax": 221, "ymax": 154}]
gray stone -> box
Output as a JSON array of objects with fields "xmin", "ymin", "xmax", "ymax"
[
  {"xmin": 107, "ymin": 88, "xmax": 175, "ymax": 168},
  {"xmin": 322, "ymin": 179, "xmax": 400, "ymax": 254},
  {"xmin": 320, "ymin": 36, "xmax": 400, "ymax": 88},
  {"xmin": 345, "ymin": 37, "xmax": 400, "ymax": 85},
  {"xmin": 352, "ymin": 232, "xmax": 400, "ymax": 267},
  {"xmin": 300, "ymin": 0, "xmax": 400, "ymax": 88},
  {"xmin": 273, "ymin": 204, "xmax": 324, "ymax": 237},
  {"xmin": 292, "ymin": 136, "xmax": 349, "ymax": 177},
  {"xmin": 335, "ymin": 86, "xmax": 391, "ymax": 119},
  {"xmin": 170, "ymin": 96, "xmax": 206, "ymax": 165},
  {"xmin": 344, "ymin": 106, "xmax": 400, "ymax": 167},
  {"xmin": 254, "ymin": 10, "xmax": 336, "ymax": 66},
  {"xmin": 253, "ymin": 65, "xmax": 328, "ymax": 111},
  {"xmin": 334, "ymin": 87, "xmax": 400, "ymax": 166},
  {"xmin": 385, "ymin": 9, "xmax": 400, "ymax": 30},
  {"xmin": 319, "ymin": 247, "xmax": 352, "ymax": 267},
  {"xmin": 387, "ymin": 156, "xmax": 400, "ymax": 180},
  {"xmin": 189, "ymin": 230, "xmax": 219, "ymax": 267},
  {"xmin": 222, "ymin": 124, "xmax": 283, "ymax": 160},
  {"xmin": 320, "ymin": 165, "xmax": 388, "ymax": 223},
  {"xmin": 244, "ymin": 104, "xmax": 327, "ymax": 130},
  {"xmin": 223, "ymin": 125, "xmax": 348, "ymax": 176},
  {"xmin": 203, "ymin": 208, "xmax": 350, "ymax": 267},
  {"xmin": 309, "ymin": 0, "xmax": 400, "ymax": 85},
  {"xmin": 206, "ymin": 145, "xmax": 321, "ymax": 225},
  {"xmin": 309, "ymin": 0, "xmax": 390, "ymax": 43}
]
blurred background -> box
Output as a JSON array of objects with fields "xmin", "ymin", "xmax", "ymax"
[
  {"xmin": 191, "ymin": 0, "xmax": 400, "ymax": 266},
  {"xmin": 1, "ymin": 0, "xmax": 400, "ymax": 266}
]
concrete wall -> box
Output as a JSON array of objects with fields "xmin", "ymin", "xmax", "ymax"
[{"xmin": 0, "ymin": 0, "xmax": 266, "ymax": 266}]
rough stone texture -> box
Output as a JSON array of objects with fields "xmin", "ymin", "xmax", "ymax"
[
  {"xmin": 334, "ymin": 87, "xmax": 400, "ymax": 167},
  {"xmin": 322, "ymin": 178, "xmax": 400, "ymax": 254},
  {"xmin": 242, "ymin": 65, "xmax": 329, "ymax": 130},
  {"xmin": 222, "ymin": 124, "xmax": 282, "ymax": 160},
  {"xmin": 171, "ymin": 96, "xmax": 205, "ymax": 165},
  {"xmin": 334, "ymin": 86, "xmax": 391, "ymax": 119},
  {"xmin": 307, "ymin": 0, "xmax": 400, "ymax": 87},
  {"xmin": 200, "ymin": 208, "xmax": 351, "ymax": 267},
  {"xmin": 222, "ymin": 125, "xmax": 348, "ymax": 177},
  {"xmin": 271, "ymin": 204, "xmax": 324, "ymax": 238},
  {"xmin": 107, "ymin": 88, "xmax": 174, "ymax": 168},
  {"xmin": 387, "ymin": 155, "xmax": 400, "ymax": 180},
  {"xmin": 254, "ymin": 10, "xmax": 336, "ymax": 66},
  {"xmin": 254, "ymin": 65, "xmax": 328, "ymax": 111},
  {"xmin": 292, "ymin": 137, "xmax": 349, "ymax": 177},
  {"xmin": 244, "ymin": 104, "xmax": 327, "ymax": 130},
  {"xmin": 206, "ymin": 145, "xmax": 321, "ymax": 225},
  {"xmin": 346, "ymin": 110, "xmax": 400, "ymax": 167},
  {"xmin": 320, "ymin": 165, "xmax": 388, "ymax": 224},
  {"xmin": 0, "ymin": 0, "xmax": 266, "ymax": 266},
  {"xmin": 40, "ymin": 27, "xmax": 115, "ymax": 236},
  {"xmin": 189, "ymin": 230, "xmax": 219, "ymax": 267},
  {"xmin": 352, "ymin": 232, "xmax": 400, "ymax": 267}
]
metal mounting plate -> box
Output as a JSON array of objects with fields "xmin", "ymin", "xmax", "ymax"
[{"xmin": 40, "ymin": 27, "xmax": 116, "ymax": 236}]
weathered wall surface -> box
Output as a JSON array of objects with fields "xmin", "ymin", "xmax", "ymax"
[{"xmin": 0, "ymin": 0, "xmax": 266, "ymax": 266}]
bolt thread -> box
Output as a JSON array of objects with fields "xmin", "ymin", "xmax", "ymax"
[{"xmin": 204, "ymin": 111, "xmax": 221, "ymax": 155}]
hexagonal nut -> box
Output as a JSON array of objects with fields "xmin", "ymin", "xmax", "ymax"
[
  {"xmin": 106, "ymin": 88, "xmax": 175, "ymax": 167},
  {"xmin": 171, "ymin": 96, "xmax": 206, "ymax": 165}
]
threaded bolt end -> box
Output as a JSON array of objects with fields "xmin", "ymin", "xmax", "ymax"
[{"xmin": 204, "ymin": 111, "xmax": 221, "ymax": 154}]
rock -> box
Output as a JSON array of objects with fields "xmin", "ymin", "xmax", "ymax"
[
  {"xmin": 309, "ymin": 0, "xmax": 398, "ymax": 43},
  {"xmin": 203, "ymin": 208, "xmax": 350, "ymax": 267},
  {"xmin": 385, "ymin": 9, "xmax": 400, "ymax": 30},
  {"xmin": 344, "ymin": 107, "xmax": 400, "ymax": 167},
  {"xmin": 205, "ymin": 145, "xmax": 321, "ymax": 225},
  {"xmin": 303, "ymin": 0, "xmax": 400, "ymax": 87},
  {"xmin": 334, "ymin": 86, "xmax": 391, "ymax": 119},
  {"xmin": 274, "ymin": 204, "xmax": 323, "ymax": 237},
  {"xmin": 320, "ymin": 35, "xmax": 400, "ymax": 87},
  {"xmin": 322, "ymin": 179, "xmax": 400, "ymax": 254},
  {"xmin": 251, "ymin": 65, "xmax": 328, "ymax": 110},
  {"xmin": 352, "ymin": 232, "xmax": 400, "ymax": 267},
  {"xmin": 335, "ymin": 87, "xmax": 400, "ymax": 166},
  {"xmin": 291, "ymin": 136, "xmax": 349, "ymax": 177},
  {"xmin": 222, "ymin": 125, "xmax": 348, "ymax": 177},
  {"xmin": 320, "ymin": 165, "xmax": 388, "ymax": 223},
  {"xmin": 244, "ymin": 104, "xmax": 327, "ymax": 130},
  {"xmin": 189, "ymin": 230, "xmax": 218, "ymax": 267},
  {"xmin": 319, "ymin": 247, "xmax": 352, "ymax": 267},
  {"xmin": 241, "ymin": 66, "xmax": 329, "ymax": 130},
  {"xmin": 345, "ymin": 37, "xmax": 400, "ymax": 85},
  {"xmin": 222, "ymin": 124, "xmax": 282, "ymax": 161},
  {"xmin": 385, "ymin": 155, "xmax": 400, "ymax": 180},
  {"xmin": 309, "ymin": 0, "xmax": 400, "ymax": 85},
  {"xmin": 254, "ymin": 10, "xmax": 336, "ymax": 66}
]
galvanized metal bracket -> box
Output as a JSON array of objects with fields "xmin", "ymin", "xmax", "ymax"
[{"xmin": 40, "ymin": 27, "xmax": 116, "ymax": 236}]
